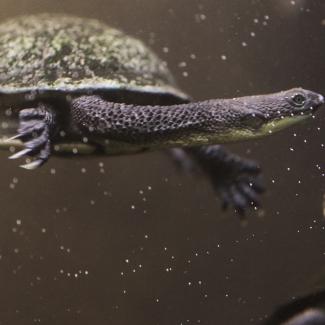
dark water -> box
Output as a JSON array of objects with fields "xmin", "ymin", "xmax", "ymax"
[{"xmin": 0, "ymin": 1, "xmax": 324, "ymax": 324}]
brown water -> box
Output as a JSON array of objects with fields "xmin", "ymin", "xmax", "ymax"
[{"xmin": 0, "ymin": 1, "xmax": 324, "ymax": 324}]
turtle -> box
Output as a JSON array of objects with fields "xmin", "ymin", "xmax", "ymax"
[{"xmin": 0, "ymin": 14, "xmax": 323, "ymax": 215}]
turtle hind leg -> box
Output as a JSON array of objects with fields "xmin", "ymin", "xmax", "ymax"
[{"xmin": 8, "ymin": 104, "xmax": 57, "ymax": 170}]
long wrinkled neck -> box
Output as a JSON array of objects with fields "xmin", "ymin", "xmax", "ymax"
[{"xmin": 71, "ymin": 95, "xmax": 233, "ymax": 146}]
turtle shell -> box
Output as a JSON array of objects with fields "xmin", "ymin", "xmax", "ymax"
[
  {"xmin": 0, "ymin": 14, "xmax": 190, "ymax": 155},
  {"xmin": 0, "ymin": 14, "xmax": 188, "ymax": 105}
]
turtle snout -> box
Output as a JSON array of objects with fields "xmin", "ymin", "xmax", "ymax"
[
  {"xmin": 306, "ymin": 91, "xmax": 325, "ymax": 113},
  {"xmin": 311, "ymin": 93, "xmax": 324, "ymax": 112},
  {"xmin": 317, "ymin": 94, "xmax": 324, "ymax": 106}
]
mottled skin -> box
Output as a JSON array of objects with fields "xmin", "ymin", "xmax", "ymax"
[
  {"xmin": 0, "ymin": 14, "xmax": 324, "ymax": 215},
  {"xmin": 70, "ymin": 90, "xmax": 323, "ymax": 146}
]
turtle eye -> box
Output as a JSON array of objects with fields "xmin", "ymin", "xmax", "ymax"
[{"xmin": 291, "ymin": 94, "xmax": 306, "ymax": 107}]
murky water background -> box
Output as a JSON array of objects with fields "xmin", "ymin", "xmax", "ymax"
[{"xmin": 0, "ymin": 0, "xmax": 324, "ymax": 324}]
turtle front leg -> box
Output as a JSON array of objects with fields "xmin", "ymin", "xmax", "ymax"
[
  {"xmin": 8, "ymin": 104, "xmax": 57, "ymax": 170},
  {"xmin": 170, "ymin": 145, "xmax": 265, "ymax": 217}
]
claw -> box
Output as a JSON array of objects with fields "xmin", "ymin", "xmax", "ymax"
[
  {"xmin": 248, "ymin": 176, "xmax": 265, "ymax": 193},
  {"xmin": 219, "ymin": 189, "xmax": 232, "ymax": 211},
  {"xmin": 239, "ymin": 161, "xmax": 261, "ymax": 174},
  {"xmin": 20, "ymin": 159, "xmax": 44, "ymax": 170},
  {"xmin": 237, "ymin": 183, "xmax": 260, "ymax": 207},
  {"xmin": 5, "ymin": 134, "xmax": 23, "ymax": 142},
  {"xmin": 9, "ymin": 148, "xmax": 32, "ymax": 159}
]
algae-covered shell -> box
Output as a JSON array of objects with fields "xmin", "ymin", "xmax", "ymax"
[{"xmin": 0, "ymin": 14, "xmax": 188, "ymax": 103}]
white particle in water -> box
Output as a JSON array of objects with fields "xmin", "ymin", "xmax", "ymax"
[
  {"xmin": 81, "ymin": 168, "xmax": 86, "ymax": 173},
  {"xmin": 241, "ymin": 42, "xmax": 248, "ymax": 47},
  {"xmin": 16, "ymin": 219, "xmax": 21, "ymax": 226},
  {"xmin": 221, "ymin": 54, "xmax": 227, "ymax": 60},
  {"xmin": 5, "ymin": 109, "xmax": 12, "ymax": 116},
  {"xmin": 250, "ymin": 32, "xmax": 256, "ymax": 37}
]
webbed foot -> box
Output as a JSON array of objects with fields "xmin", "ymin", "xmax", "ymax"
[
  {"xmin": 8, "ymin": 105, "xmax": 56, "ymax": 170},
  {"xmin": 170, "ymin": 146, "xmax": 265, "ymax": 217}
]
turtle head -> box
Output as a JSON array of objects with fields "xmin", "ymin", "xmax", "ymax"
[{"xmin": 216, "ymin": 88, "xmax": 324, "ymax": 142}]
